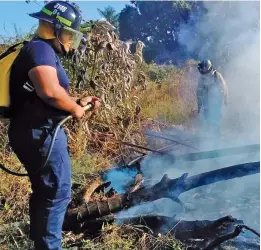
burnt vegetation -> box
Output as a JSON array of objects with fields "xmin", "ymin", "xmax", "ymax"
[{"xmin": 0, "ymin": 1, "xmax": 260, "ymax": 249}]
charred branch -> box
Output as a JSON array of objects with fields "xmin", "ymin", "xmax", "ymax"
[
  {"xmin": 118, "ymin": 215, "xmax": 249, "ymax": 249},
  {"xmin": 65, "ymin": 214, "xmax": 259, "ymax": 250},
  {"xmin": 127, "ymin": 161, "xmax": 260, "ymax": 204},
  {"xmin": 63, "ymin": 161, "xmax": 259, "ymax": 231},
  {"xmin": 240, "ymin": 225, "xmax": 260, "ymax": 237},
  {"xmin": 202, "ymin": 224, "xmax": 260, "ymax": 250}
]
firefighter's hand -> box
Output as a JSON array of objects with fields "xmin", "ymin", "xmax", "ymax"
[
  {"xmin": 78, "ymin": 96, "xmax": 101, "ymax": 110},
  {"xmin": 71, "ymin": 96, "xmax": 100, "ymax": 120},
  {"xmin": 71, "ymin": 105, "xmax": 85, "ymax": 120}
]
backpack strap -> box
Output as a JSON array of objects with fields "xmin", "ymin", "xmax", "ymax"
[{"xmin": 0, "ymin": 41, "xmax": 28, "ymax": 60}]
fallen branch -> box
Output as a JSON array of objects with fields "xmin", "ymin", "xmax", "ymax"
[
  {"xmin": 202, "ymin": 224, "xmax": 260, "ymax": 250},
  {"xmin": 119, "ymin": 215, "xmax": 251, "ymax": 249},
  {"xmin": 75, "ymin": 214, "xmax": 260, "ymax": 250},
  {"xmin": 240, "ymin": 225, "xmax": 260, "ymax": 237},
  {"xmin": 128, "ymin": 161, "xmax": 260, "ymax": 204},
  {"xmin": 63, "ymin": 161, "xmax": 259, "ymax": 230}
]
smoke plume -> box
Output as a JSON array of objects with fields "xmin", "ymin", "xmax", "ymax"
[{"xmin": 117, "ymin": 2, "xmax": 260, "ymax": 238}]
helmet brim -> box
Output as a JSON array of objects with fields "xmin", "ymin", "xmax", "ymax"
[{"xmin": 28, "ymin": 12, "xmax": 53, "ymax": 24}]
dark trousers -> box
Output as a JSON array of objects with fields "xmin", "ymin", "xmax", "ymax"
[{"xmin": 8, "ymin": 125, "xmax": 71, "ymax": 250}]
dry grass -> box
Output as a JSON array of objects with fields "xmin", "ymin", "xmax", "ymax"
[
  {"xmin": 0, "ymin": 122, "xmax": 30, "ymax": 224},
  {"xmin": 138, "ymin": 64, "xmax": 196, "ymax": 124},
  {"xmin": 61, "ymin": 224, "xmax": 185, "ymax": 250},
  {"xmin": 0, "ymin": 31, "xmax": 196, "ymax": 249},
  {"xmin": 138, "ymin": 83, "xmax": 189, "ymax": 124},
  {"xmin": 0, "ymin": 222, "xmax": 184, "ymax": 249}
]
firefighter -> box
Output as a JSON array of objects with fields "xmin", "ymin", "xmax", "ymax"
[
  {"xmin": 197, "ymin": 60, "xmax": 228, "ymax": 134},
  {"xmin": 7, "ymin": 1, "xmax": 100, "ymax": 249}
]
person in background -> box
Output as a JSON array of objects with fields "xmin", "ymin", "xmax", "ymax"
[{"xmin": 197, "ymin": 59, "xmax": 228, "ymax": 134}]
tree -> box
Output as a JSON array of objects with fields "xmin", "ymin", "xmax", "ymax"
[
  {"xmin": 118, "ymin": 5, "xmax": 141, "ymax": 42},
  {"xmin": 119, "ymin": 1, "xmax": 259, "ymax": 66},
  {"xmin": 119, "ymin": 1, "xmax": 206, "ymax": 64},
  {"xmin": 97, "ymin": 6, "xmax": 120, "ymax": 31}
]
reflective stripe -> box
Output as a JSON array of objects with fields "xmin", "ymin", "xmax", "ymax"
[
  {"xmin": 42, "ymin": 7, "xmax": 52, "ymax": 16},
  {"xmin": 57, "ymin": 16, "xmax": 72, "ymax": 27},
  {"xmin": 42, "ymin": 7, "xmax": 72, "ymax": 27}
]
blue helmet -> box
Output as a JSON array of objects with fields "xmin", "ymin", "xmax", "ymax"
[{"xmin": 29, "ymin": 1, "xmax": 83, "ymax": 49}]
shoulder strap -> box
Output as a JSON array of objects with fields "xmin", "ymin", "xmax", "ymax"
[{"xmin": 0, "ymin": 41, "xmax": 28, "ymax": 60}]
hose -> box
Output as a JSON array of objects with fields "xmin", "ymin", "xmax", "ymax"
[{"xmin": 0, "ymin": 104, "xmax": 93, "ymax": 177}]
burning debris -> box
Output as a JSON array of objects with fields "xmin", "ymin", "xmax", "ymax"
[{"xmin": 62, "ymin": 138, "xmax": 260, "ymax": 249}]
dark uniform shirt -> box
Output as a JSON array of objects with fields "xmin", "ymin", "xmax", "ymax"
[{"xmin": 9, "ymin": 38, "xmax": 70, "ymax": 128}]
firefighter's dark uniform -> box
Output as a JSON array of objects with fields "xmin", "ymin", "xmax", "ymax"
[{"xmin": 8, "ymin": 38, "xmax": 71, "ymax": 250}]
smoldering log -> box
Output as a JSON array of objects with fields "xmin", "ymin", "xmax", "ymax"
[
  {"xmin": 117, "ymin": 215, "xmax": 242, "ymax": 236},
  {"xmin": 63, "ymin": 161, "xmax": 259, "ymax": 230},
  {"xmin": 75, "ymin": 214, "xmax": 259, "ymax": 250},
  {"xmin": 117, "ymin": 215, "xmax": 255, "ymax": 250},
  {"xmin": 63, "ymin": 195, "xmax": 129, "ymax": 231}
]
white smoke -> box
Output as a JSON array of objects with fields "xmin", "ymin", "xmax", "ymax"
[
  {"xmin": 117, "ymin": 1, "xmax": 260, "ymax": 237},
  {"xmin": 178, "ymin": 1, "xmax": 260, "ymax": 143}
]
